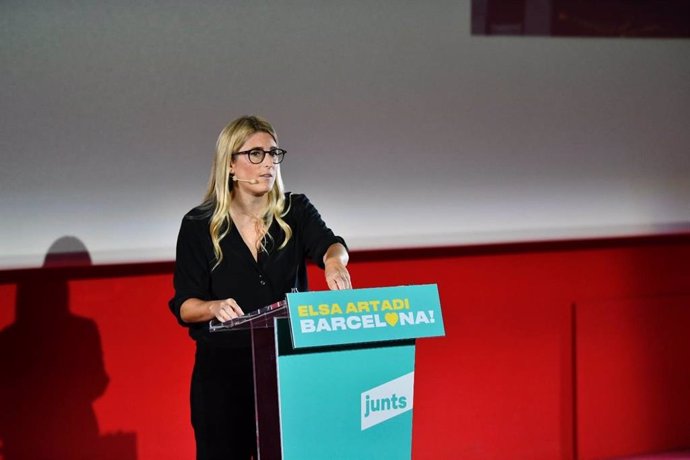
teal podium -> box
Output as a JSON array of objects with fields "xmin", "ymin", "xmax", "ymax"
[{"xmin": 210, "ymin": 284, "xmax": 444, "ymax": 460}]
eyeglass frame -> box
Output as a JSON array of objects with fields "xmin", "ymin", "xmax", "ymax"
[{"xmin": 231, "ymin": 148, "xmax": 286, "ymax": 164}]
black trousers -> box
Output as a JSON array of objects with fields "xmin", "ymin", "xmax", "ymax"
[{"xmin": 191, "ymin": 343, "xmax": 257, "ymax": 460}]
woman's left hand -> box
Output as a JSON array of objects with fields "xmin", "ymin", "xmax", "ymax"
[{"xmin": 324, "ymin": 259, "xmax": 352, "ymax": 290}]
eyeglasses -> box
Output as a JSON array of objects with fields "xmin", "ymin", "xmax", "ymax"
[{"xmin": 232, "ymin": 148, "xmax": 286, "ymax": 164}]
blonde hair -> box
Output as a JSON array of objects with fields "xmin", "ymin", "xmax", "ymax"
[{"xmin": 202, "ymin": 115, "xmax": 292, "ymax": 269}]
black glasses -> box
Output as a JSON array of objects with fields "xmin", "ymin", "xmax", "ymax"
[{"xmin": 232, "ymin": 148, "xmax": 286, "ymax": 164}]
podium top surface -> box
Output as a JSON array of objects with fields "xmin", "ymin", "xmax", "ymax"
[{"xmin": 208, "ymin": 284, "xmax": 445, "ymax": 349}]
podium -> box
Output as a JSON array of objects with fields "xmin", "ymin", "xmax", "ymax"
[{"xmin": 210, "ymin": 285, "xmax": 444, "ymax": 460}]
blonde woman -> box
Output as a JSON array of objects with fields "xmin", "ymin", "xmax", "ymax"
[{"xmin": 169, "ymin": 115, "xmax": 351, "ymax": 459}]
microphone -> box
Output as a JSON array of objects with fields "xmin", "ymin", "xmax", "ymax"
[{"xmin": 232, "ymin": 176, "xmax": 259, "ymax": 185}]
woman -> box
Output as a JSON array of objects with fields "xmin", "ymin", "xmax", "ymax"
[{"xmin": 169, "ymin": 115, "xmax": 351, "ymax": 459}]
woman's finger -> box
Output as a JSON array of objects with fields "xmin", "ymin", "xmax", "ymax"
[{"xmin": 226, "ymin": 298, "xmax": 245, "ymax": 316}]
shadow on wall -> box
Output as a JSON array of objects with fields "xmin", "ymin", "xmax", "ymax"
[{"xmin": 0, "ymin": 237, "xmax": 136, "ymax": 460}]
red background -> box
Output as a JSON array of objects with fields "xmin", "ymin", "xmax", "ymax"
[{"xmin": 1, "ymin": 234, "xmax": 689, "ymax": 459}]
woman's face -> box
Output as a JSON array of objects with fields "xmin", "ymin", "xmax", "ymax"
[{"xmin": 230, "ymin": 131, "xmax": 279, "ymax": 196}]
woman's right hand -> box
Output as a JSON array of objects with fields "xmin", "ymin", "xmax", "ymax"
[
  {"xmin": 180, "ymin": 297, "xmax": 245, "ymax": 323},
  {"xmin": 208, "ymin": 298, "xmax": 245, "ymax": 322}
]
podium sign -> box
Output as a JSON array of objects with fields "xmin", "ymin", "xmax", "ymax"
[
  {"xmin": 275, "ymin": 284, "xmax": 445, "ymax": 459},
  {"xmin": 286, "ymin": 284, "xmax": 444, "ymax": 348}
]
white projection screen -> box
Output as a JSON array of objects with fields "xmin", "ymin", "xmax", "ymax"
[{"xmin": 2, "ymin": 1, "xmax": 689, "ymax": 269}]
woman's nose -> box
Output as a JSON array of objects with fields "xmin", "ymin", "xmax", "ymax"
[{"xmin": 262, "ymin": 152, "xmax": 275, "ymax": 166}]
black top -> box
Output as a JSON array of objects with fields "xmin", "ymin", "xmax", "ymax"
[{"xmin": 169, "ymin": 193, "xmax": 345, "ymax": 346}]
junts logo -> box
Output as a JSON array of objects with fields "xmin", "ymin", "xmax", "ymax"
[{"xmin": 360, "ymin": 372, "xmax": 414, "ymax": 430}]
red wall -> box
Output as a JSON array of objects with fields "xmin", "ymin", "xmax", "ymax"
[{"xmin": 1, "ymin": 234, "xmax": 689, "ymax": 459}]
